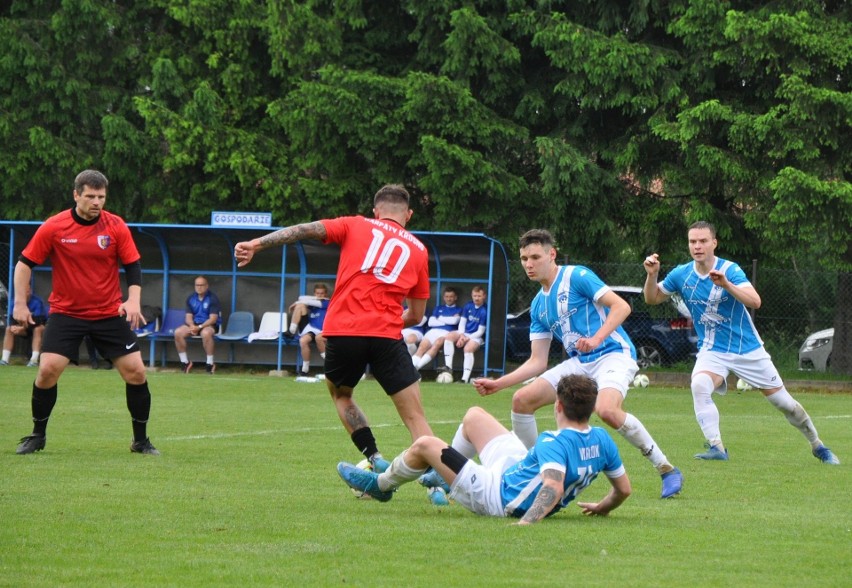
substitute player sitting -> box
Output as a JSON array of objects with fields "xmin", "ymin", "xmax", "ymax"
[
  {"xmin": 338, "ymin": 374, "xmax": 631, "ymax": 524},
  {"xmin": 440, "ymin": 285, "xmax": 488, "ymax": 383}
]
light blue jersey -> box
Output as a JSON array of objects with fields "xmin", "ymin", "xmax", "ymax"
[
  {"xmin": 660, "ymin": 258, "xmax": 763, "ymax": 354},
  {"xmin": 529, "ymin": 265, "xmax": 635, "ymax": 363},
  {"xmin": 501, "ymin": 426, "xmax": 624, "ymax": 518}
]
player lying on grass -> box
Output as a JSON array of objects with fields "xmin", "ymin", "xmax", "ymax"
[{"xmin": 338, "ymin": 374, "xmax": 631, "ymax": 524}]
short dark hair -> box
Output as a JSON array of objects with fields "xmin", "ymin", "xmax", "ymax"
[
  {"xmin": 373, "ymin": 184, "xmax": 410, "ymax": 207},
  {"xmin": 519, "ymin": 229, "xmax": 555, "ymax": 250},
  {"xmin": 74, "ymin": 169, "xmax": 108, "ymax": 193},
  {"xmin": 688, "ymin": 221, "xmax": 716, "ymax": 238},
  {"xmin": 556, "ymin": 375, "xmax": 598, "ymax": 422},
  {"xmin": 443, "ymin": 286, "xmax": 460, "ymax": 297}
]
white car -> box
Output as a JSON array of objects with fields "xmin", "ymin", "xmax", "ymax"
[{"xmin": 798, "ymin": 328, "xmax": 834, "ymax": 371}]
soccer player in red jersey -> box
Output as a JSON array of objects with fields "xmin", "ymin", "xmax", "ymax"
[
  {"xmin": 234, "ymin": 184, "xmax": 432, "ymax": 470},
  {"xmin": 13, "ymin": 169, "xmax": 159, "ymax": 456}
]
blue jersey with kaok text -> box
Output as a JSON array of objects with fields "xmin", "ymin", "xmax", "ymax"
[
  {"xmin": 659, "ymin": 258, "xmax": 763, "ymax": 354},
  {"xmin": 529, "ymin": 265, "xmax": 635, "ymax": 363},
  {"xmin": 501, "ymin": 426, "xmax": 624, "ymax": 518}
]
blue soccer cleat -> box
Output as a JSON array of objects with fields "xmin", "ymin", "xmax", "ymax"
[
  {"xmin": 369, "ymin": 454, "xmax": 390, "ymax": 474},
  {"xmin": 813, "ymin": 445, "xmax": 840, "ymax": 465},
  {"xmin": 417, "ymin": 467, "xmax": 451, "ymax": 494},
  {"xmin": 660, "ymin": 467, "xmax": 683, "ymax": 499},
  {"xmin": 337, "ymin": 462, "xmax": 394, "ymax": 502},
  {"xmin": 694, "ymin": 443, "xmax": 729, "ymax": 461}
]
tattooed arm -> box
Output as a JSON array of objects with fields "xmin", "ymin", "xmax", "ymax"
[
  {"xmin": 235, "ymin": 222, "xmax": 328, "ymax": 267},
  {"xmin": 515, "ymin": 469, "xmax": 564, "ymax": 526}
]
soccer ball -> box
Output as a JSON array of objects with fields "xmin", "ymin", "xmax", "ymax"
[
  {"xmin": 350, "ymin": 459, "xmax": 374, "ymax": 499},
  {"xmin": 633, "ymin": 374, "xmax": 650, "ymax": 388},
  {"xmin": 436, "ymin": 371, "xmax": 453, "ymax": 384},
  {"xmin": 736, "ymin": 378, "xmax": 753, "ymax": 391}
]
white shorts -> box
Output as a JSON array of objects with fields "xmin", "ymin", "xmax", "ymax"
[
  {"xmin": 450, "ymin": 432, "xmax": 528, "ymax": 517},
  {"xmin": 300, "ymin": 324, "xmax": 322, "ymax": 337},
  {"xmin": 423, "ymin": 328, "xmax": 451, "ymax": 345},
  {"xmin": 693, "ymin": 347, "xmax": 783, "ymax": 393},
  {"xmin": 401, "ymin": 328, "xmax": 423, "ymax": 343},
  {"xmin": 540, "ymin": 353, "xmax": 638, "ymax": 397}
]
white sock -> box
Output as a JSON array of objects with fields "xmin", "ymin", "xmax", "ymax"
[
  {"xmin": 320, "ymin": 352, "xmax": 325, "ymax": 359},
  {"xmin": 451, "ymin": 423, "xmax": 477, "ymax": 459},
  {"xmin": 692, "ymin": 373, "xmax": 723, "ymax": 448},
  {"xmin": 511, "ymin": 411, "xmax": 538, "ymax": 448},
  {"xmin": 443, "ymin": 340, "xmax": 455, "ymax": 369},
  {"xmin": 289, "ymin": 323, "xmax": 298, "ymax": 335},
  {"xmin": 301, "ymin": 361, "xmax": 310, "ymax": 374},
  {"xmin": 30, "ymin": 351, "xmax": 41, "ymax": 363},
  {"xmin": 416, "ymin": 354, "xmax": 432, "ymax": 370},
  {"xmin": 379, "ymin": 451, "xmax": 428, "ymax": 491},
  {"xmin": 206, "ymin": 355, "xmax": 214, "ymax": 365},
  {"xmin": 178, "ymin": 352, "xmax": 189, "ymax": 363},
  {"xmin": 766, "ymin": 389, "xmax": 821, "ymax": 448},
  {"xmin": 1, "ymin": 349, "xmax": 11, "ymax": 362},
  {"xmin": 617, "ymin": 413, "xmax": 671, "ymax": 471},
  {"xmin": 462, "ymin": 352, "xmax": 474, "ymax": 382}
]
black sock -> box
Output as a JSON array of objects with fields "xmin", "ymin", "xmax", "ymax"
[
  {"xmin": 31, "ymin": 383, "xmax": 58, "ymax": 436},
  {"xmin": 126, "ymin": 381, "xmax": 151, "ymax": 442},
  {"xmin": 351, "ymin": 427, "xmax": 379, "ymax": 459}
]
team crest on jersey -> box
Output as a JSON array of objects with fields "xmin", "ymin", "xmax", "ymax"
[{"xmin": 97, "ymin": 235, "xmax": 111, "ymax": 249}]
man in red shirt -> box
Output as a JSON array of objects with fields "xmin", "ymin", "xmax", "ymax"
[
  {"xmin": 13, "ymin": 169, "xmax": 159, "ymax": 456},
  {"xmin": 234, "ymin": 184, "xmax": 432, "ymax": 470}
]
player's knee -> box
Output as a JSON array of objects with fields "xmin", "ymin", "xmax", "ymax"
[
  {"xmin": 511, "ymin": 384, "xmax": 548, "ymax": 413},
  {"xmin": 691, "ymin": 372, "xmax": 715, "ymax": 397},
  {"xmin": 462, "ymin": 405, "xmax": 489, "ymax": 427}
]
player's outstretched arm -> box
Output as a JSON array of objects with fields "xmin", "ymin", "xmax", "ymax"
[
  {"xmin": 577, "ymin": 472, "xmax": 631, "ymax": 516},
  {"xmin": 235, "ymin": 221, "xmax": 327, "ymax": 267},
  {"xmin": 474, "ymin": 338, "xmax": 551, "ymax": 396}
]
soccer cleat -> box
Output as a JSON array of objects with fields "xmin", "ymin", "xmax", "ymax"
[
  {"xmin": 813, "ymin": 445, "xmax": 840, "ymax": 465},
  {"xmin": 337, "ymin": 462, "xmax": 394, "ymax": 502},
  {"xmin": 130, "ymin": 438, "xmax": 161, "ymax": 456},
  {"xmin": 427, "ymin": 487, "xmax": 450, "ymax": 506},
  {"xmin": 16, "ymin": 435, "xmax": 46, "ymax": 454},
  {"xmin": 417, "ymin": 467, "xmax": 451, "ymax": 494},
  {"xmin": 206, "ymin": 363, "xmax": 216, "ymax": 375},
  {"xmin": 180, "ymin": 361, "xmax": 193, "ymax": 374},
  {"xmin": 0, "ymin": 359, "xmax": 8, "ymax": 365},
  {"xmin": 694, "ymin": 443, "xmax": 729, "ymax": 461},
  {"xmin": 369, "ymin": 454, "xmax": 390, "ymax": 474},
  {"xmin": 660, "ymin": 467, "xmax": 683, "ymax": 499},
  {"xmin": 26, "ymin": 361, "xmax": 39, "ymax": 367}
]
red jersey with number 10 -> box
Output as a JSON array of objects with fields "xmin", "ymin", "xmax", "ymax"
[
  {"xmin": 22, "ymin": 208, "xmax": 141, "ymax": 320},
  {"xmin": 320, "ymin": 216, "xmax": 430, "ymax": 338}
]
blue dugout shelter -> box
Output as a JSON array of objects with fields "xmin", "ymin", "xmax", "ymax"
[{"xmin": 1, "ymin": 222, "xmax": 512, "ymax": 376}]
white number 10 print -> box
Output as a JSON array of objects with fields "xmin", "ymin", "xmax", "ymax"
[{"xmin": 361, "ymin": 229, "xmax": 411, "ymax": 284}]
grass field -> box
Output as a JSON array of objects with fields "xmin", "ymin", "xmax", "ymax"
[{"xmin": 0, "ymin": 366, "xmax": 850, "ymax": 587}]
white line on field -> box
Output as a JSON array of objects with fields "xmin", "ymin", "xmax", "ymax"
[{"xmin": 164, "ymin": 415, "xmax": 850, "ymax": 442}]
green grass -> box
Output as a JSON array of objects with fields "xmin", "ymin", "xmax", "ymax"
[{"xmin": 0, "ymin": 366, "xmax": 850, "ymax": 587}]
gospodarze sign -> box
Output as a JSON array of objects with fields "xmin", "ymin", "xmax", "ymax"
[{"xmin": 211, "ymin": 211, "xmax": 273, "ymax": 227}]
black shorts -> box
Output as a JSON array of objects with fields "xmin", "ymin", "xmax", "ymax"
[
  {"xmin": 41, "ymin": 314, "xmax": 141, "ymax": 364},
  {"xmin": 324, "ymin": 336, "xmax": 420, "ymax": 395}
]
